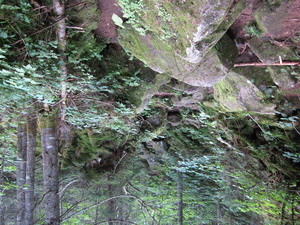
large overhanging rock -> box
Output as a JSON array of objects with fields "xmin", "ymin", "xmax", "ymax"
[{"xmin": 118, "ymin": 0, "xmax": 247, "ymax": 87}]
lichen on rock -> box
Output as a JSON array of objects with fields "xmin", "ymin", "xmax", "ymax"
[
  {"xmin": 253, "ymin": 0, "xmax": 292, "ymax": 38},
  {"xmin": 214, "ymin": 72, "xmax": 275, "ymax": 114},
  {"xmin": 248, "ymin": 36, "xmax": 294, "ymax": 64},
  {"xmin": 118, "ymin": 0, "xmax": 246, "ymax": 87},
  {"xmin": 268, "ymin": 67, "xmax": 296, "ymax": 89},
  {"xmin": 135, "ymin": 73, "xmax": 171, "ymax": 114}
]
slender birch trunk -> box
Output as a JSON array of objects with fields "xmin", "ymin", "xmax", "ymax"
[
  {"xmin": 53, "ymin": 0, "xmax": 67, "ymax": 120},
  {"xmin": 24, "ymin": 114, "xmax": 37, "ymax": 225},
  {"xmin": 16, "ymin": 124, "xmax": 27, "ymax": 225},
  {"xmin": 41, "ymin": 115, "xmax": 60, "ymax": 225}
]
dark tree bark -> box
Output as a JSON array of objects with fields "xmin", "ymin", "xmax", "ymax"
[
  {"xmin": 24, "ymin": 114, "xmax": 37, "ymax": 225},
  {"xmin": 107, "ymin": 183, "xmax": 116, "ymax": 225},
  {"xmin": 216, "ymin": 199, "xmax": 222, "ymax": 225},
  {"xmin": 16, "ymin": 124, "xmax": 27, "ymax": 225},
  {"xmin": 16, "ymin": 113, "xmax": 38, "ymax": 225},
  {"xmin": 0, "ymin": 140, "xmax": 7, "ymax": 225},
  {"xmin": 177, "ymin": 171, "xmax": 183, "ymax": 225},
  {"xmin": 41, "ymin": 116, "xmax": 60, "ymax": 225}
]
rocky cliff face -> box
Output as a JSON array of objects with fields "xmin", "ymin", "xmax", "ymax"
[
  {"xmin": 117, "ymin": 0, "xmax": 248, "ymax": 87},
  {"xmin": 114, "ymin": 0, "xmax": 300, "ymax": 114}
]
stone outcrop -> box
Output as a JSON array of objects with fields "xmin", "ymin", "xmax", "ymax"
[
  {"xmin": 253, "ymin": 0, "xmax": 300, "ymax": 39},
  {"xmin": 118, "ymin": 0, "xmax": 246, "ymax": 87},
  {"xmin": 214, "ymin": 72, "xmax": 275, "ymax": 114}
]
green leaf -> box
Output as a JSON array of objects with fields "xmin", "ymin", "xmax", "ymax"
[
  {"xmin": 1, "ymin": 69, "xmax": 12, "ymax": 76},
  {"xmin": 15, "ymin": 68, "xmax": 25, "ymax": 74},
  {"xmin": 112, "ymin": 14, "xmax": 124, "ymax": 28},
  {"xmin": 31, "ymin": 73, "xmax": 43, "ymax": 78},
  {"xmin": 23, "ymin": 64, "xmax": 36, "ymax": 72},
  {"xmin": 0, "ymin": 31, "xmax": 8, "ymax": 39}
]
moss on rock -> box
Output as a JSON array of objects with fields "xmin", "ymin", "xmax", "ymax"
[
  {"xmin": 248, "ymin": 36, "xmax": 294, "ymax": 64},
  {"xmin": 135, "ymin": 73, "xmax": 171, "ymax": 113},
  {"xmin": 214, "ymin": 72, "xmax": 275, "ymax": 114},
  {"xmin": 233, "ymin": 67, "xmax": 274, "ymax": 91},
  {"xmin": 268, "ymin": 66, "xmax": 296, "ymax": 89},
  {"xmin": 253, "ymin": 1, "xmax": 292, "ymax": 38},
  {"xmin": 118, "ymin": 0, "xmax": 246, "ymax": 87},
  {"xmin": 119, "ymin": 26, "xmax": 237, "ymax": 86}
]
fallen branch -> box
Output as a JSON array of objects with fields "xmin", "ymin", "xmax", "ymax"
[
  {"xmin": 234, "ymin": 61, "xmax": 300, "ymax": 67},
  {"xmin": 154, "ymin": 92, "xmax": 175, "ymax": 97}
]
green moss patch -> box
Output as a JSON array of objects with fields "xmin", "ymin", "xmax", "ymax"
[{"xmin": 214, "ymin": 72, "xmax": 275, "ymax": 113}]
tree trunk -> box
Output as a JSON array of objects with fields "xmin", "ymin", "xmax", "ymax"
[
  {"xmin": 41, "ymin": 115, "xmax": 60, "ymax": 225},
  {"xmin": 216, "ymin": 199, "xmax": 222, "ymax": 225},
  {"xmin": 52, "ymin": 0, "xmax": 67, "ymax": 121},
  {"xmin": 0, "ymin": 140, "xmax": 7, "ymax": 225},
  {"xmin": 16, "ymin": 124, "xmax": 27, "ymax": 225},
  {"xmin": 24, "ymin": 114, "xmax": 37, "ymax": 225},
  {"xmin": 107, "ymin": 183, "xmax": 116, "ymax": 225},
  {"xmin": 177, "ymin": 170, "xmax": 183, "ymax": 225}
]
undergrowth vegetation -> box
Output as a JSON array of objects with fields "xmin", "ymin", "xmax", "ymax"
[{"xmin": 1, "ymin": 0, "xmax": 300, "ymax": 224}]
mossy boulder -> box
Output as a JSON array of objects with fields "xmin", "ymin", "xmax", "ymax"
[
  {"xmin": 213, "ymin": 72, "xmax": 275, "ymax": 114},
  {"xmin": 233, "ymin": 67, "xmax": 274, "ymax": 92},
  {"xmin": 268, "ymin": 67, "xmax": 296, "ymax": 89},
  {"xmin": 253, "ymin": 1, "xmax": 292, "ymax": 38},
  {"xmin": 118, "ymin": 0, "xmax": 246, "ymax": 87},
  {"xmin": 119, "ymin": 27, "xmax": 237, "ymax": 87},
  {"xmin": 248, "ymin": 36, "xmax": 294, "ymax": 64}
]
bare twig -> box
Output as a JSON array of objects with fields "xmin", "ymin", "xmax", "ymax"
[
  {"xmin": 66, "ymin": 26, "xmax": 84, "ymax": 31},
  {"xmin": 247, "ymin": 114, "xmax": 265, "ymax": 132},
  {"xmin": 292, "ymin": 122, "xmax": 300, "ymax": 136},
  {"xmin": 234, "ymin": 61, "xmax": 300, "ymax": 67},
  {"xmin": 60, "ymin": 198, "xmax": 88, "ymax": 219},
  {"xmin": 113, "ymin": 151, "xmax": 127, "ymax": 174},
  {"xmin": 58, "ymin": 179, "xmax": 81, "ymax": 196},
  {"xmin": 128, "ymin": 182, "xmax": 141, "ymax": 192},
  {"xmin": 10, "ymin": 16, "xmax": 67, "ymax": 46},
  {"xmin": 61, "ymin": 195, "xmax": 143, "ymax": 223}
]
